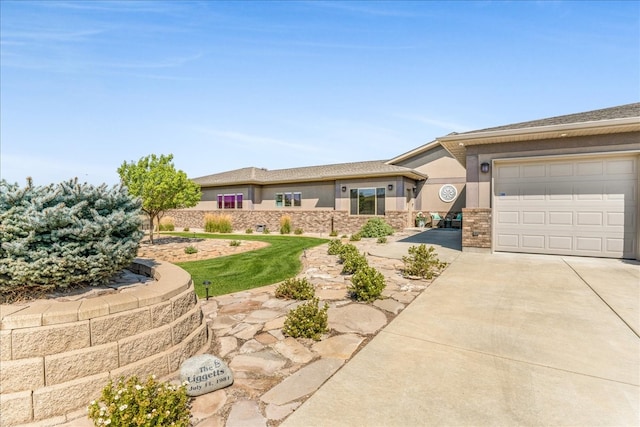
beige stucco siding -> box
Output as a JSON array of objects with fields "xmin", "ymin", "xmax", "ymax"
[{"xmin": 257, "ymin": 182, "xmax": 335, "ymax": 210}]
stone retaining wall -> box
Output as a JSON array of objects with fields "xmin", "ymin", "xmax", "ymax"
[
  {"xmin": 168, "ymin": 209, "xmax": 412, "ymax": 234},
  {"xmin": 0, "ymin": 260, "xmax": 208, "ymax": 427},
  {"xmin": 461, "ymin": 208, "xmax": 492, "ymax": 251}
]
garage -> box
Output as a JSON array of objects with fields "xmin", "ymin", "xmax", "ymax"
[{"xmin": 494, "ymin": 154, "xmax": 638, "ymax": 258}]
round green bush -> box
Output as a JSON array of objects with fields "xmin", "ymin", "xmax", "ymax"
[
  {"xmin": 349, "ymin": 265, "xmax": 386, "ymax": 302},
  {"xmin": 359, "ymin": 218, "xmax": 394, "ymax": 238},
  {"xmin": 88, "ymin": 375, "xmax": 190, "ymax": 427},
  {"xmin": 275, "ymin": 277, "xmax": 315, "ymax": 300},
  {"xmin": 283, "ymin": 297, "xmax": 329, "ymax": 340},
  {"xmin": 0, "ymin": 179, "xmax": 143, "ymax": 302},
  {"xmin": 327, "ymin": 238, "xmax": 344, "ymax": 255},
  {"xmin": 341, "ymin": 251, "xmax": 368, "ymax": 275}
]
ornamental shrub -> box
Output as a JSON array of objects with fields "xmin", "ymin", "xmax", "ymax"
[
  {"xmin": 294, "ymin": 227, "xmax": 303, "ymax": 235},
  {"xmin": 337, "ymin": 243, "xmax": 359, "ymax": 262},
  {"xmin": 349, "ymin": 232, "xmax": 362, "ymax": 241},
  {"xmin": 327, "ymin": 239, "xmax": 343, "ymax": 255},
  {"xmin": 87, "ymin": 375, "xmax": 190, "ymax": 427},
  {"xmin": 158, "ymin": 216, "xmax": 175, "ymax": 231},
  {"xmin": 359, "ymin": 217, "xmax": 394, "ymax": 238},
  {"xmin": 184, "ymin": 246, "xmax": 198, "ymax": 254},
  {"xmin": 0, "ymin": 179, "xmax": 143, "ymax": 302},
  {"xmin": 229, "ymin": 240, "xmax": 241, "ymax": 247},
  {"xmin": 341, "ymin": 250, "xmax": 368, "ymax": 275},
  {"xmin": 204, "ymin": 213, "xmax": 233, "ymax": 233},
  {"xmin": 275, "ymin": 277, "xmax": 315, "ymax": 300},
  {"xmin": 349, "ymin": 265, "xmax": 386, "ymax": 302},
  {"xmin": 283, "ymin": 297, "xmax": 329, "ymax": 341},
  {"xmin": 329, "ymin": 230, "xmax": 338, "ymax": 237},
  {"xmin": 280, "ymin": 215, "xmax": 292, "ymax": 234},
  {"xmin": 402, "ymin": 244, "xmax": 447, "ymax": 279}
]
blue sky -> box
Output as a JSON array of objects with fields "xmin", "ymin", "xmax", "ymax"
[{"xmin": 1, "ymin": 1, "xmax": 638, "ymax": 186}]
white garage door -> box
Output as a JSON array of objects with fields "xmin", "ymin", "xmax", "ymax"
[{"xmin": 494, "ymin": 155, "xmax": 637, "ymax": 258}]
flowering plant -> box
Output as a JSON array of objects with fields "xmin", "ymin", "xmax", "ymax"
[
  {"xmin": 88, "ymin": 375, "xmax": 190, "ymax": 427},
  {"xmin": 416, "ymin": 212, "xmax": 425, "ymax": 219}
]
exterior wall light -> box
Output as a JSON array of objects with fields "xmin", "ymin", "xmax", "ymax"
[
  {"xmin": 341, "ymin": 186, "xmax": 347, "ymax": 192},
  {"xmin": 480, "ymin": 162, "xmax": 490, "ymax": 173},
  {"xmin": 412, "ymin": 186, "xmax": 417, "ymax": 195},
  {"xmin": 388, "ymin": 184, "xmax": 393, "ymax": 191}
]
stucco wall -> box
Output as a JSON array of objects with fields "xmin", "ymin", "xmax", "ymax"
[{"xmin": 0, "ymin": 260, "xmax": 208, "ymax": 427}]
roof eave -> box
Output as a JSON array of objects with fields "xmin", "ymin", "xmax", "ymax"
[{"xmin": 438, "ymin": 117, "xmax": 640, "ymax": 167}]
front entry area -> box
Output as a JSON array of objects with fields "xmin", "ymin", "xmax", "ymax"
[{"xmin": 493, "ymin": 153, "xmax": 638, "ymax": 258}]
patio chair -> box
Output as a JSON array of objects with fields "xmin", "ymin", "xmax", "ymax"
[
  {"xmin": 430, "ymin": 212, "xmax": 442, "ymax": 228},
  {"xmin": 451, "ymin": 212, "xmax": 462, "ymax": 228}
]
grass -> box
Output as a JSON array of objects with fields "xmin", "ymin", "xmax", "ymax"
[{"xmin": 168, "ymin": 232, "xmax": 328, "ymax": 298}]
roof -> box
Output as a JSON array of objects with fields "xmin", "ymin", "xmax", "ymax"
[
  {"xmin": 438, "ymin": 102, "xmax": 640, "ymax": 167},
  {"xmin": 192, "ymin": 160, "xmax": 427, "ymax": 187},
  {"xmin": 386, "ymin": 140, "xmax": 440, "ymax": 165}
]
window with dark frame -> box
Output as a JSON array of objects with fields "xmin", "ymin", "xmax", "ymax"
[
  {"xmin": 275, "ymin": 192, "xmax": 302, "ymax": 208},
  {"xmin": 350, "ymin": 187, "xmax": 385, "ymax": 215}
]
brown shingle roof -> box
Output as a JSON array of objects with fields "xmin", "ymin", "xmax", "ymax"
[
  {"xmin": 193, "ymin": 160, "xmax": 426, "ymax": 187},
  {"xmin": 458, "ymin": 102, "xmax": 640, "ymax": 134}
]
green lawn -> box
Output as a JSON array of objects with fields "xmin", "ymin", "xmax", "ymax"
[{"xmin": 168, "ymin": 233, "xmax": 329, "ymax": 297}]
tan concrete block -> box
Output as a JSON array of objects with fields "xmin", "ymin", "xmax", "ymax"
[
  {"xmin": 0, "ymin": 304, "xmax": 26, "ymax": 321},
  {"xmin": 0, "ymin": 390, "xmax": 33, "ymax": 427},
  {"xmin": 118, "ymin": 324, "xmax": 172, "ymax": 366},
  {"xmin": 0, "ymin": 356, "xmax": 44, "ymax": 393},
  {"xmin": 151, "ymin": 276, "xmax": 191, "ymax": 300},
  {"xmin": 1, "ymin": 301, "xmax": 52, "ymax": 329},
  {"xmin": 102, "ymin": 292, "xmax": 139, "ymax": 314},
  {"xmin": 128, "ymin": 286, "xmax": 165, "ymax": 307},
  {"xmin": 150, "ymin": 300, "xmax": 173, "ymax": 328},
  {"xmin": 172, "ymin": 307, "xmax": 203, "ymax": 345},
  {"xmin": 77, "ymin": 298, "xmax": 109, "ymax": 321},
  {"xmin": 171, "ymin": 287, "xmax": 197, "ymax": 319},
  {"xmin": 0, "ymin": 329, "xmax": 11, "ymax": 361},
  {"xmin": 45, "ymin": 343, "xmax": 118, "ymax": 386},
  {"xmin": 167, "ymin": 324, "xmax": 208, "ymax": 371},
  {"xmin": 110, "ymin": 351, "xmax": 170, "ymax": 382},
  {"xmin": 90, "ymin": 307, "xmax": 151, "ymax": 346},
  {"xmin": 32, "ymin": 372, "xmax": 108, "ymax": 421},
  {"xmin": 12, "ymin": 321, "xmax": 90, "ymax": 359},
  {"xmin": 42, "ymin": 300, "xmax": 81, "ymax": 325}
]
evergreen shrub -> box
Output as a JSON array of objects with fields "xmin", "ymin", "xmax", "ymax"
[
  {"xmin": 204, "ymin": 213, "xmax": 233, "ymax": 233},
  {"xmin": 359, "ymin": 217, "xmax": 394, "ymax": 238},
  {"xmin": 341, "ymin": 251, "xmax": 368, "ymax": 275},
  {"xmin": 184, "ymin": 246, "xmax": 198, "ymax": 254},
  {"xmin": 275, "ymin": 277, "xmax": 315, "ymax": 300},
  {"xmin": 402, "ymin": 244, "xmax": 447, "ymax": 279},
  {"xmin": 349, "ymin": 232, "xmax": 362, "ymax": 241},
  {"xmin": 87, "ymin": 375, "xmax": 190, "ymax": 427},
  {"xmin": 229, "ymin": 240, "xmax": 241, "ymax": 247},
  {"xmin": 245, "ymin": 228, "xmax": 253, "ymax": 234},
  {"xmin": 377, "ymin": 236, "xmax": 387, "ymax": 244},
  {"xmin": 294, "ymin": 228, "xmax": 303, "ymax": 235},
  {"xmin": 329, "ymin": 230, "xmax": 338, "ymax": 237},
  {"xmin": 283, "ymin": 297, "xmax": 329, "ymax": 340},
  {"xmin": 0, "ymin": 179, "xmax": 143, "ymax": 302},
  {"xmin": 349, "ymin": 265, "xmax": 386, "ymax": 302},
  {"xmin": 327, "ymin": 238, "xmax": 343, "ymax": 255}
]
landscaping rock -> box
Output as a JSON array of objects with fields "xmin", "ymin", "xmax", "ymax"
[
  {"xmin": 328, "ymin": 303, "xmax": 388, "ymax": 334},
  {"xmin": 226, "ymin": 400, "xmax": 266, "ymax": 427},
  {"xmin": 180, "ymin": 354, "xmax": 233, "ymax": 397},
  {"xmin": 311, "ymin": 333, "xmax": 364, "ymax": 359}
]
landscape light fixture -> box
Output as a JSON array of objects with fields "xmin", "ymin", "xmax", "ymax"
[
  {"xmin": 480, "ymin": 162, "xmax": 490, "ymax": 173},
  {"xmin": 203, "ymin": 280, "xmax": 211, "ymax": 301}
]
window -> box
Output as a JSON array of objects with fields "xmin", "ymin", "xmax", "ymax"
[
  {"xmin": 276, "ymin": 192, "xmax": 302, "ymax": 208},
  {"xmin": 350, "ymin": 188, "xmax": 385, "ymax": 215},
  {"xmin": 217, "ymin": 193, "xmax": 243, "ymax": 209}
]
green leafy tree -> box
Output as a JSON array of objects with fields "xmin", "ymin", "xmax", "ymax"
[{"xmin": 118, "ymin": 154, "xmax": 201, "ymax": 243}]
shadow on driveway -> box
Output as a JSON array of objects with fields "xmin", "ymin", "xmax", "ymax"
[{"xmin": 398, "ymin": 228, "xmax": 462, "ymax": 251}]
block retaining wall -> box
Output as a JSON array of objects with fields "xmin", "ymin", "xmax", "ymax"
[
  {"xmin": 0, "ymin": 259, "xmax": 208, "ymax": 427},
  {"xmin": 168, "ymin": 209, "xmax": 412, "ymax": 234}
]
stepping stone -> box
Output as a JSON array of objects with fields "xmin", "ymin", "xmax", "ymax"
[
  {"xmin": 315, "ymin": 287, "xmax": 348, "ymax": 300},
  {"xmin": 229, "ymin": 323, "xmax": 262, "ymax": 340},
  {"xmin": 262, "ymin": 298, "xmax": 293, "ymax": 309},
  {"xmin": 273, "ymin": 337, "xmax": 314, "ymax": 364},
  {"xmin": 217, "ymin": 336, "xmax": 238, "ymax": 357},
  {"xmin": 265, "ymin": 402, "xmax": 301, "ymax": 421},
  {"xmin": 240, "ymin": 339, "xmax": 264, "ymax": 354},
  {"xmin": 255, "ymin": 332, "xmax": 278, "ymax": 345},
  {"xmin": 229, "ymin": 350, "xmax": 287, "ymax": 375},
  {"xmin": 191, "ymin": 390, "xmax": 227, "ymax": 419},
  {"xmin": 219, "ymin": 300, "xmax": 262, "ymax": 315},
  {"xmin": 260, "ymin": 358, "xmax": 344, "ymax": 405},
  {"xmin": 244, "ymin": 309, "xmax": 281, "ymax": 324},
  {"xmin": 263, "ymin": 316, "xmax": 286, "ymax": 331},
  {"xmin": 311, "ymin": 334, "xmax": 364, "ymax": 359},
  {"xmin": 226, "ymin": 400, "xmax": 266, "ymax": 427},
  {"xmin": 328, "ymin": 304, "xmax": 388, "ymax": 334},
  {"xmin": 373, "ymin": 298, "xmax": 405, "ymax": 315},
  {"xmin": 210, "ymin": 315, "xmax": 237, "ymax": 330},
  {"xmin": 391, "ymin": 292, "xmax": 416, "ymax": 304}
]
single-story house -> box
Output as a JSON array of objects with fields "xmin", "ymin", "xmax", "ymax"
[{"xmin": 173, "ymin": 102, "xmax": 640, "ymax": 260}]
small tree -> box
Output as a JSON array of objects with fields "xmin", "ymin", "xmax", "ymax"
[{"xmin": 118, "ymin": 154, "xmax": 201, "ymax": 243}]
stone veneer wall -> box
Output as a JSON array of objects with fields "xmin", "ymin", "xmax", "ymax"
[
  {"xmin": 0, "ymin": 260, "xmax": 208, "ymax": 427},
  {"xmin": 461, "ymin": 208, "xmax": 492, "ymax": 251},
  {"xmin": 168, "ymin": 209, "xmax": 411, "ymax": 234}
]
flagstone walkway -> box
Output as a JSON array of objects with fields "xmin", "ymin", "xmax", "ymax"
[{"xmin": 62, "ymin": 232, "xmax": 440, "ymax": 427}]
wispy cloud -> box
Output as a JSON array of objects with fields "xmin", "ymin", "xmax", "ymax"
[
  {"xmin": 190, "ymin": 127, "xmax": 321, "ymax": 153},
  {"xmin": 394, "ymin": 113, "xmax": 473, "ymax": 133},
  {"xmin": 306, "ymin": 1, "xmax": 421, "ymax": 18}
]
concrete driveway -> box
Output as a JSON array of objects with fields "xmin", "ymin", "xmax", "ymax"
[{"xmin": 283, "ymin": 238, "xmax": 640, "ymax": 426}]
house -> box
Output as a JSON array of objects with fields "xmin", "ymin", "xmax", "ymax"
[
  {"xmin": 174, "ymin": 102, "xmax": 639, "ymax": 259},
  {"xmin": 438, "ymin": 102, "xmax": 640, "ymax": 259}
]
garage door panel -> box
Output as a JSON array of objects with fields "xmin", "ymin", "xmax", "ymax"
[{"xmin": 494, "ymin": 155, "xmax": 637, "ymax": 259}]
